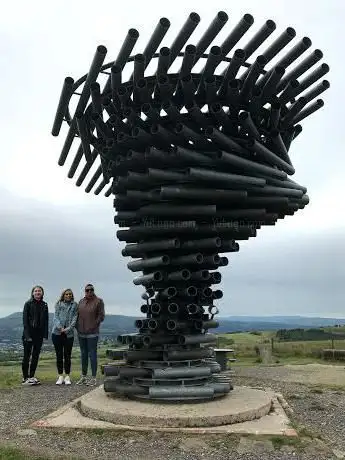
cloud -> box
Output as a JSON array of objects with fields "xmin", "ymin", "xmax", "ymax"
[
  {"xmin": 0, "ymin": 188, "xmax": 135, "ymax": 315},
  {"xmin": 221, "ymin": 228, "xmax": 345, "ymax": 317},
  {"xmin": 1, "ymin": 188, "xmax": 344, "ymax": 319}
]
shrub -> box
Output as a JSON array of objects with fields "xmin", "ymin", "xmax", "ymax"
[{"xmin": 322, "ymin": 349, "xmax": 345, "ymax": 361}]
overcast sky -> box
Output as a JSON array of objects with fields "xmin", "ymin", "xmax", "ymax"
[{"xmin": 0, "ymin": 0, "xmax": 344, "ymax": 318}]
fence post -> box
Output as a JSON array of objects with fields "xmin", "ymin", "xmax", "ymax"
[
  {"xmin": 271, "ymin": 337, "xmax": 274, "ymax": 352},
  {"xmin": 331, "ymin": 336, "xmax": 334, "ymax": 350}
]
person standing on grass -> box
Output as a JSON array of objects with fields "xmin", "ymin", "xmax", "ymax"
[
  {"xmin": 22, "ymin": 285, "xmax": 49, "ymax": 385},
  {"xmin": 52, "ymin": 288, "xmax": 78, "ymax": 385},
  {"xmin": 76, "ymin": 283, "xmax": 105, "ymax": 386}
]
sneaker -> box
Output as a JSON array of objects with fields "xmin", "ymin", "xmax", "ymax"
[
  {"xmin": 22, "ymin": 378, "xmax": 30, "ymax": 385},
  {"xmin": 86, "ymin": 377, "xmax": 97, "ymax": 386},
  {"xmin": 76, "ymin": 376, "xmax": 87, "ymax": 385},
  {"xmin": 64, "ymin": 375, "xmax": 71, "ymax": 385},
  {"xmin": 30, "ymin": 377, "xmax": 40, "ymax": 385},
  {"xmin": 56, "ymin": 376, "xmax": 64, "ymax": 385}
]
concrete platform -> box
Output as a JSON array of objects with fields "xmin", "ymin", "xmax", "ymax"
[
  {"xmin": 79, "ymin": 386, "xmax": 271, "ymax": 428},
  {"xmin": 31, "ymin": 385, "xmax": 297, "ymax": 436}
]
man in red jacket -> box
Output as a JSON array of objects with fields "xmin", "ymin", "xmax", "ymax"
[{"xmin": 76, "ymin": 283, "xmax": 105, "ymax": 386}]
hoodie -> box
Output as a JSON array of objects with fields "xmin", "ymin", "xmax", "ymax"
[{"xmin": 77, "ymin": 296, "xmax": 105, "ymax": 335}]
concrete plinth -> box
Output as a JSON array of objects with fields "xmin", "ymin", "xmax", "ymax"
[
  {"xmin": 78, "ymin": 386, "xmax": 271, "ymax": 428},
  {"xmin": 32, "ymin": 385, "xmax": 296, "ymax": 436}
]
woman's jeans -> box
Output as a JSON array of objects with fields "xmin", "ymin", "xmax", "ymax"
[
  {"xmin": 78, "ymin": 335, "xmax": 98, "ymax": 377},
  {"xmin": 52, "ymin": 333, "xmax": 74, "ymax": 375}
]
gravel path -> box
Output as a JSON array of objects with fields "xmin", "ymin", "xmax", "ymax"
[
  {"xmin": 0, "ymin": 367, "xmax": 344, "ymax": 459},
  {"xmin": 235, "ymin": 365, "xmax": 345, "ymax": 453},
  {"xmin": 0, "ymin": 384, "xmax": 92, "ymax": 434}
]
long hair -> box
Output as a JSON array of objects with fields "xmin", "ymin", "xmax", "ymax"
[
  {"xmin": 58, "ymin": 288, "xmax": 74, "ymax": 302},
  {"xmin": 30, "ymin": 285, "xmax": 44, "ymax": 299}
]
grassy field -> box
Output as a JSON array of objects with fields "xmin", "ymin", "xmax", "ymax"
[
  {"xmin": 0, "ymin": 332, "xmax": 344, "ymax": 389},
  {"xmin": 0, "ymin": 347, "xmax": 110, "ymax": 389},
  {"xmin": 216, "ymin": 330, "xmax": 345, "ymax": 365}
]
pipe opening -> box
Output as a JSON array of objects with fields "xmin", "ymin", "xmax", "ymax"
[
  {"xmin": 143, "ymin": 336, "xmax": 151, "ymax": 346},
  {"xmin": 203, "ymin": 287, "xmax": 213, "ymax": 297},
  {"xmin": 217, "ymin": 11, "xmax": 228, "ymax": 22},
  {"xmin": 185, "ymin": 44, "xmax": 196, "ymax": 54},
  {"xmin": 266, "ymin": 19, "xmax": 276, "ymax": 30},
  {"xmin": 190, "ymin": 12, "xmax": 201, "ymax": 23},
  {"xmin": 97, "ymin": 45, "xmax": 107, "ymax": 54},
  {"xmin": 148, "ymin": 319, "xmax": 158, "ymax": 330},
  {"xmin": 166, "ymin": 320, "xmax": 177, "ymax": 330},
  {"xmin": 243, "ymin": 14, "xmax": 254, "ymax": 25},
  {"xmin": 210, "ymin": 46, "xmax": 222, "ymax": 56},
  {"xmin": 181, "ymin": 269, "xmax": 191, "ymax": 279},
  {"xmin": 196, "ymin": 254, "xmax": 204, "ymax": 263},
  {"xmin": 286, "ymin": 27, "xmax": 296, "ymax": 37},
  {"xmin": 186, "ymin": 286, "xmax": 197, "ymax": 296},
  {"xmin": 129, "ymin": 28, "xmax": 140, "ymax": 39},
  {"xmin": 187, "ymin": 303, "xmax": 198, "ymax": 314},
  {"xmin": 134, "ymin": 53, "xmax": 145, "ymax": 63},
  {"xmin": 160, "ymin": 47, "xmax": 171, "ymax": 56},
  {"xmin": 160, "ymin": 17, "xmax": 170, "ymax": 28},
  {"xmin": 302, "ymin": 37, "xmax": 312, "ymax": 47},
  {"xmin": 168, "ymin": 303, "xmax": 179, "ymax": 314},
  {"xmin": 153, "ymin": 272, "xmax": 163, "ymax": 281}
]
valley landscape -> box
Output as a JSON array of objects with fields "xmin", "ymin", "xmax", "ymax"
[{"xmin": 1, "ymin": 312, "xmax": 345, "ymax": 344}]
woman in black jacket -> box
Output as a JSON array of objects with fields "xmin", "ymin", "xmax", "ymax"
[{"xmin": 22, "ymin": 285, "xmax": 49, "ymax": 385}]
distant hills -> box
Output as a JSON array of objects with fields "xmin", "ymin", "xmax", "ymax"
[{"xmin": 1, "ymin": 312, "xmax": 344, "ymax": 342}]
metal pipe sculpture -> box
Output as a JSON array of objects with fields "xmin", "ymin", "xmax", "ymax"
[{"xmin": 52, "ymin": 11, "xmax": 329, "ymax": 402}]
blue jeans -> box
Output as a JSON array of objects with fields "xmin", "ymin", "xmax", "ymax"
[{"xmin": 78, "ymin": 336, "xmax": 98, "ymax": 377}]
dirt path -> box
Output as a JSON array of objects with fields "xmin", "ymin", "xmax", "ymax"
[{"xmin": 1, "ymin": 366, "xmax": 345, "ymax": 459}]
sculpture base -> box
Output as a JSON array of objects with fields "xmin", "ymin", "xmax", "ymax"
[
  {"xmin": 79, "ymin": 385, "xmax": 271, "ymax": 428},
  {"xmin": 32, "ymin": 385, "xmax": 296, "ymax": 436},
  {"xmin": 104, "ymin": 348, "xmax": 232, "ymax": 401}
]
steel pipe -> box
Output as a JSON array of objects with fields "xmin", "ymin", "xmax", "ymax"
[
  {"xmin": 153, "ymin": 367, "xmax": 212, "ymax": 379},
  {"xmin": 179, "ymin": 333, "xmax": 217, "ymax": 345},
  {"xmin": 149, "ymin": 386, "xmax": 214, "ymax": 399},
  {"xmin": 104, "ymin": 379, "xmax": 149, "ymax": 395}
]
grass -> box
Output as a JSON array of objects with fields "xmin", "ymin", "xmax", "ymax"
[
  {"xmin": 0, "ymin": 444, "xmax": 81, "ymax": 460},
  {"xmin": 288, "ymin": 420, "xmax": 323, "ymax": 440},
  {"xmin": 0, "ymin": 445, "xmax": 49, "ymax": 460},
  {"xmin": 0, "ymin": 347, "xmax": 109, "ymax": 389},
  {"xmin": 217, "ymin": 331, "xmax": 345, "ymax": 362},
  {"xmin": 270, "ymin": 435, "xmax": 302, "ymax": 450}
]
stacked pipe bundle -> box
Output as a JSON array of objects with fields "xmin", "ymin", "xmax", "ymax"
[{"xmin": 52, "ymin": 11, "xmax": 329, "ymax": 401}]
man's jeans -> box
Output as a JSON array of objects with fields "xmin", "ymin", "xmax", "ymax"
[{"xmin": 78, "ymin": 335, "xmax": 98, "ymax": 377}]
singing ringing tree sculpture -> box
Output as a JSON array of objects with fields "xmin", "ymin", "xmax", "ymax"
[{"xmin": 52, "ymin": 11, "xmax": 329, "ymax": 402}]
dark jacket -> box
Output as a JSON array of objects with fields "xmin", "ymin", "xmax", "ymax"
[
  {"xmin": 22, "ymin": 299, "xmax": 49, "ymax": 340},
  {"xmin": 77, "ymin": 296, "xmax": 105, "ymax": 335}
]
